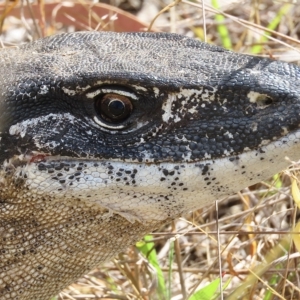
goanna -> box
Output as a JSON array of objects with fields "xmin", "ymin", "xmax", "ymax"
[{"xmin": 1, "ymin": 31, "xmax": 300, "ymax": 299}]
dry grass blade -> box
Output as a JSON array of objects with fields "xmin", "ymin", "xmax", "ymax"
[
  {"xmin": 172, "ymin": 221, "xmax": 187, "ymax": 298},
  {"xmin": 147, "ymin": 0, "xmax": 182, "ymax": 32}
]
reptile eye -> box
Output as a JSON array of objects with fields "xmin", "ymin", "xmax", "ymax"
[{"xmin": 95, "ymin": 93, "xmax": 133, "ymax": 123}]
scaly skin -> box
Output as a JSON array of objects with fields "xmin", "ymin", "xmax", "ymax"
[{"xmin": 1, "ymin": 31, "xmax": 300, "ymax": 299}]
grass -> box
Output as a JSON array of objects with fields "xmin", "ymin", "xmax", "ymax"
[
  {"xmin": 250, "ymin": 3, "xmax": 293, "ymax": 54},
  {"xmin": 136, "ymin": 235, "xmax": 167, "ymax": 299},
  {"xmin": 210, "ymin": 0, "xmax": 232, "ymax": 50},
  {"xmin": 1, "ymin": 0, "xmax": 300, "ymax": 299}
]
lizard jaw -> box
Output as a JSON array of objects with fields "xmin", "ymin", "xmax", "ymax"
[{"xmin": 4, "ymin": 130, "xmax": 300, "ymax": 223}]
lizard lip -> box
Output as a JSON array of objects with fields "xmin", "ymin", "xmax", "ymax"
[
  {"xmin": 17, "ymin": 126, "xmax": 300, "ymax": 172},
  {"xmin": 19, "ymin": 125, "xmax": 300, "ymax": 167}
]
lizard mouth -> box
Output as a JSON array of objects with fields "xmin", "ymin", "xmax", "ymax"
[
  {"xmin": 8, "ymin": 134, "xmax": 300, "ymax": 189},
  {"xmin": 17, "ymin": 122, "xmax": 300, "ymax": 167},
  {"xmin": 4, "ymin": 129, "xmax": 299, "ymax": 224}
]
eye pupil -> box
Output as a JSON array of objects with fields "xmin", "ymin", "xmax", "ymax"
[
  {"xmin": 95, "ymin": 93, "xmax": 133, "ymax": 123},
  {"xmin": 108, "ymin": 99, "xmax": 125, "ymax": 117}
]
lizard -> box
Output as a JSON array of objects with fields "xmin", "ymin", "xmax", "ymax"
[{"xmin": 0, "ymin": 31, "xmax": 300, "ymax": 300}]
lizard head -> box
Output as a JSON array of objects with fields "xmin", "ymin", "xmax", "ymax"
[
  {"xmin": 1, "ymin": 31, "xmax": 300, "ymax": 222},
  {"xmin": 1, "ymin": 31, "xmax": 300, "ymax": 299}
]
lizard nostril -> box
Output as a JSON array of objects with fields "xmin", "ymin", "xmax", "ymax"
[
  {"xmin": 247, "ymin": 91, "xmax": 274, "ymax": 108},
  {"xmin": 95, "ymin": 93, "xmax": 133, "ymax": 123},
  {"xmin": 256, "ymin": 95, "xmax": 273, "ymax": 107}
]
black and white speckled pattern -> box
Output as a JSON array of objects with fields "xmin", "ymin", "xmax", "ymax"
[
  {"xmin": 1, "ymin": 32, "xmax": 300, "ymax": 163},
  {"xmin": 1, "ymin": 31, "xmax": 300, "ymax": 299}
]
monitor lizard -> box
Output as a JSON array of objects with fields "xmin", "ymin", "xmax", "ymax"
[{"xmin": 1, "ymin": 31, "xmax": 300, "ymax": 300}]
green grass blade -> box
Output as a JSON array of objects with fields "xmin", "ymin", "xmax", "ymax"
[
  {"xmin": 211, "ymin": 0, "xmax": 232, "ymax": 49},
  {"xmin": 188, "ymin": 278, "xmax": 221, "ymax": 300},
  {"xmin": 136, "ymin": 235, "xmax": 166, "ymax": 299},
  {"xmin": 251, "ymin": 4, "xmax": 292, "ymax": 54},
  {"xmin": 263, "ymin": 273, "xmax": 280, "ymax": 300},
  {"xmin": 273, "ymin": 173, "xmax": 283, "ymax": 189}
]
